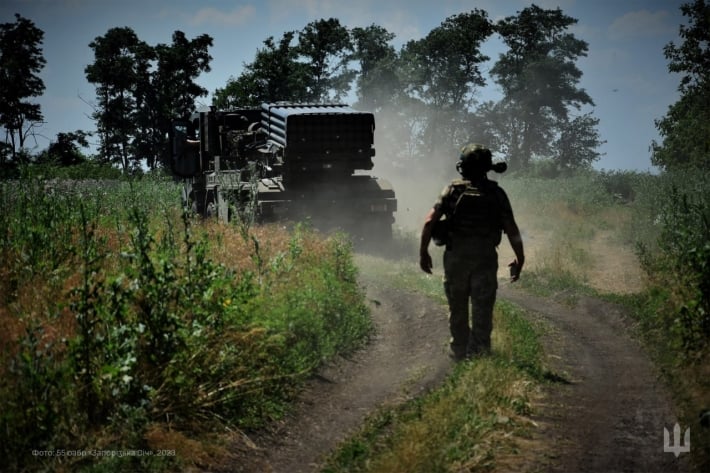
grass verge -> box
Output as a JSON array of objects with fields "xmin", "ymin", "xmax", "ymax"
[{"xmin": 326, "ymin": 254, "xmax": 550, "ymax": 473}]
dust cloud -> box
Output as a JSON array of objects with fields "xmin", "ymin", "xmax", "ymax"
[
  {"xmin": 367, "ymin": 108, "xmax": 644, "ymax": 294},
  {"xmin": 369, "ymin": 114, "xmax": 462, "ymax": 233}
]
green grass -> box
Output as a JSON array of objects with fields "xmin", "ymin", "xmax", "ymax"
[
  {"xmin": 0, "ymin": 176, "xmax": 372, "ymax": 472},
  {"xmin": 321, "ymin": 296, "xmax": 548, "ymax": 473}
]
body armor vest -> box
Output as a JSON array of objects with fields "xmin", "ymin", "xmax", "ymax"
[{"xmin": 449, "ymin": 180, "xmax": 503, "ymax": 246}]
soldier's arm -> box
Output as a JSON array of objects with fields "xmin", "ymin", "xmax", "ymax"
[
  {"xmin": 502, "ymin": 216, "xmax": 525, "ymax": 279},
  {"xmin": 419, "ymin": 207, "xmax": 443, "ymax": 274},
  {"xmin": 498, "ymin": 188, "xmax": 525, "ymax": 281}
]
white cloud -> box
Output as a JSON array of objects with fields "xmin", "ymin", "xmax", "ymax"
[
  {"xmin": 608, "ymin": 9, "xmax": 675, "ymax": 40},
  {"xmin": 377, "ymin": 10, "xmax": 421, "ymax": 44},
  {"xmin": 189, "ymin": 5, "xmax": 256, "ymax": 27}
]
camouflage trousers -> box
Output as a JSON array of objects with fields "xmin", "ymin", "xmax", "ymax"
[{"xmin": 443, "ymin": 248, "xmax": 498, "ymax": 358}]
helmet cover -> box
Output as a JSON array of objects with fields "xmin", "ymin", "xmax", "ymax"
[{"xmin": 457, "ymin": 143, "xmax": 492, "ymax": 176}]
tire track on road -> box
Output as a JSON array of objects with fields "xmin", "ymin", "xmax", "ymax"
[{"xmin": 498, "ymin": 285, "xmax": 691, "ymax": 473}]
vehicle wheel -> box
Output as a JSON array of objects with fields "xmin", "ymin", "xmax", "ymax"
[{"xmin": 205, "ymin": 202, "xmax": 216, "ymax": 218}]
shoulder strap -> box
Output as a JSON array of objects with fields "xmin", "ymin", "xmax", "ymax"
[{"xmin": 441, "ymin": 180, "xmax": 469, "ymax": 218}]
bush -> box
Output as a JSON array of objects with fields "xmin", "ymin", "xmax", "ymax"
[
  {"xmin": 633, "ymin": 169, "xmax": 710, "ymax": 354},
  {"xmin": 594, "ymin": 169, "xmax": 649, "ymax": 203}
]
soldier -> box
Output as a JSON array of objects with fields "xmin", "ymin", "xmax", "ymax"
[{"xmin": 419, "ymin": 144, "xmax": 525, "ymax": 360}]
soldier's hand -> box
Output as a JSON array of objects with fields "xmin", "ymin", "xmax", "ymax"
[
  {"xmin": 420, "ymin": 251, "xmax": 433, "ymax": 274},
  {"xmin": 508, "ymin": 260, "xmax": 521, "ymax": 282}
]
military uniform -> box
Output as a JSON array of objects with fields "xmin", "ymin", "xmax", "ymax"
[{"xmin": 433, "ymin": 177, "xmax": 514, "ymax": 358}]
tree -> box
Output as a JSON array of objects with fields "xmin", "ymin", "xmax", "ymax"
[
  {"xmin": 86, "ymin": 28, "xmax": 213, "ymax": 171},
  {"xmin": 490, "ymin": 5, "xmax": 593, "ymax": 170},
  {"xmin": 398, "ymin": 10, "xmax": 494, "ymax": 158},
  {"xmin": 297, "ymin": 18, "xmax": 354, "ymax": 101},
  {"xmin": 350, "ymin": 24, "xmax": 399, "ymax": 111},
  {"xmin": 664, "ymin": 0, "xmax": 710, "ymax": 93},
  {"xmin": 554, "ymin": 112, "xmax": 605, "ymax": 171},
  {"xmin": 213, "ymin": 32, "xmax": 310, "ymax": 108},
  {"xmin": 652, "ymin": 0, "xmax": 710, "ymax": 170},
  {"xmin": 0, "ymin": 14, "xmax": 46, "ymax": 163},
  {"xmin": 214, "ymin": 19, "xmax": 356, "ymax": 107},
  {"xmin": 85, "ymin": 27, "xmax": 152, "ymax": 172},
  {"xmin": 349, "ymin": 24, "xmax": 423, "ymax": 169},
  {"xmin": 472, "ymin": 100, "xmax": 516, "ymax": 158},
  {"xmin": 37, "ymin": 130, "xmax": 91, "ymax": 166},
  {"xmin": 144, "ymin": 31, "xmax": 212, "ymax": 168},
  {"xmin": 652, "ymin": 82, "xmax": 710, "ymax": 169}
]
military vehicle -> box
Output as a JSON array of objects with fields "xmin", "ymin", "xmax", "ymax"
[{"xmin": 170, "ymin": 103, "xmax": 397, "ymax": 240}]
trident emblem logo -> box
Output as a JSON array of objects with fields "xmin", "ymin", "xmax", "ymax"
[{"xmin": 663, "ymin": 423, "xmax": 690, "ymax": 457}]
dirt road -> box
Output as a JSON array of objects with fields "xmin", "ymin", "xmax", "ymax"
[
  {"xmin": 228, "ymin": 278, "xmax": 453, "ymax": 473},
  {"xmin": 228, "ymin": 270, "xmax": 691, "ymax": 472},
  {"xmin": 498, "ymin": 285, "xmax": 690, "ymax": 473}
]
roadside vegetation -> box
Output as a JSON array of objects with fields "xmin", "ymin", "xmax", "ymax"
[
  {"xmin": 2, "ymin": 167, "xmax": 708, "ymax": 472},
  {"xmin": 506, "ymin": 168, "xmax": 710, "ymax": 469},
  {"xmin": 627, "ymin": 169, "xmax": 710, "ymax": 470},
  {"xmin": 505, "ymin": 168, "xmax": 710, "ymax": 470},
  {"xmin": 0, "ymin": 175, "xmax": 371, "ymax": 472}
]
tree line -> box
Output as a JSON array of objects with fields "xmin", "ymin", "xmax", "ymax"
[
  {"xmin": 212, "ymin": 7, "xmax": 603, "ymax": 173},
  {"xmin": 1, "ymin": 1, "xmax": 708, "ymax": 174}
]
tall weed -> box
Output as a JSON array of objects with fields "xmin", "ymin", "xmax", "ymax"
[
  {"xmin": 0, "ymin": 177, "xmax": 371, "ymax": 472},
  {"xmin": 626, "ymin": 169, "xmax": 710, "ymax": 471}
]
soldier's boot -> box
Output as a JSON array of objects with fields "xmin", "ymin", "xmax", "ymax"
[
  {"xmin": 467, "ymin": 338, "xmax": 491, "ymax": 357},
  {"xmin": 450, "ymin": 339, "xmax": 470, "ymax": 361}
]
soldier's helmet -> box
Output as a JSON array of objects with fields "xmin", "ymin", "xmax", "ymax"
[
  {"xmin": 457, "ymin": 143, "xmax": 492, "ymax": 176},
  {"xmin": 456, "ymin": 143, "xmax": 506, "ymax": 176}
]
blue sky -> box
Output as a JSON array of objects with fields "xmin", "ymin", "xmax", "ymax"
[{"xmin": 0, "ymin": 0, "xmax": 686, "ymax": 171}]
